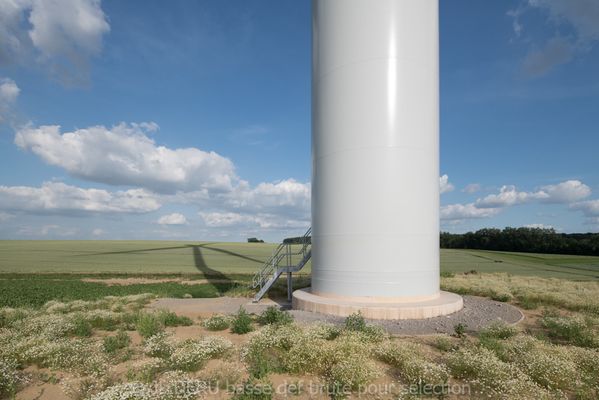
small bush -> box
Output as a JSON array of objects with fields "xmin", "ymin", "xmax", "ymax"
[
  {"xmin": 479, "ymin": 321, "xmax": 518, "ymax": 340},
  {"xmin": 156, "ymin": 309, "xmax": 193, "ymax": 327},
  {"xmin": 71, "ymin": 313, "xmax": 92, "ymax": 337},
  {"xmin": 500, "ymin": 335, "xmax": 578, "ymax": 391},
  {"xmin": 231, "ymin": 307, "xmax": 254, "ymax": 334},
  {"xmin": 342, "ymin": 311, "xmax": 385, "ymax": 342},
  {"xmin": 200, "ymin": 360, "xmax": 242, "ymax": 389},
  {"xmin": 242, "ymin": 325, "xmax": 297, "ymax": 377},
  {"xmin": 447, "ymin": 346, "xmax": 544, "ymax": 398},
  {"xmin": 120, "ymin": 311, "xmax": 140, "ymax": 331},
  {"xmin": 518, "ymin": 295, "xmax": 541, "ymax": 310},
  {"xmin": 0, "ymin": 358, "xmax": 26, "ymax": 398},
  {"xmin": 541, "ymin": 313, "xmax": 597, "ymax": 348},
  {"xmin": 491, "ymin": 292, "xmax": 513, "ymax": 302},
  {"xmin": 203, "ymin": 315, "xmax": 231, "ymax": 331},
  {"xmin": 125, "ymin": 358, "xmax": 163, "ymax": 384},
  {"xmin": 136, "ymin": 313, "xmax": 164, "ymax": 339},
  {"xmin": 103, "ymin": 331, "xmax": 131, "ymax": 354},
  {"xmin": 232, "ymin": 378, "xmax": 273, "ymax": 400},
  {"xmin": 0, "ymin": 308, "xmax": 29, "ymax": 329},
  {"xmin": 375, "ymin": 341, "xmax": 448, "ymax": 389},
  {"xmin": 323, "ymin": 335, "xmax": 380, "ymax": 397},
  {"xmin": 247, "ymin": 348, "xmax": 286, "ymax": 379},
  {"xmin": 453, "ymin": 323, "xmax": 467, "ymax": 338},
  {"xmin": 305, "ymin": 324, "xmax": 341, "ymax": 341},
  {"xmin": 257, "ymin": 306, "xmax": 293, "ymax": 326},
  {"xmin": 143, "ymin": 332, "xmax": 175, "ymax": 359},
  {"xmin": 432, "ymin": 335, "xmax": 455, "ymax": 352},
  {"xmin": 85, "ymin": 309, "xmax": 120, "ymax": 331},
  {"xmin": 344, "ymin": 311, "xmax": 366, "ymax": 332},
  {"xmin": 168, "ymin": 336, "xmax": 233, "ymax": 372},
  {"xmin": 440, "ymin": 271, "xmax": 455, "ymax": 278}
]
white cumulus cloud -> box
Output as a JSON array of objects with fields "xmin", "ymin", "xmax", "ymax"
[
  {"xmin": 199, "ymin": 211, "xmax": 308, "ymax": 231},
  {"xmin": 0, "ymin": 77, "xmax": 19, "ymax": 122},
  {"xmin": 476, "ymin": 180, "xmax": 590, "ymax": 208},
  {"xmin": 15, "ymin": 123, "xmax": 238, "ymax": 193},
  {"xmin": 570, "ymin": 199, "xmax": 599, "ymax": 217},
  {"xmin": 539, "ymin": 180, "xmax": 591, "ymax": 203},
  {"xmin": 524, "ymin": 223, "xmax": 555, "ymax": 230},
  {"xmin": 199, "ymin": 212, "xmax": 258, "ymax": 228},
  {"xmin": 476, "ymin": 185, "xmax": 548, "ymax": 208},
  {"xmin": 440, "ymin": 203, "xmax": 501, "ymax": 221},
  {"xmin": 439, "ymin": 174, "xmax": 454, "ymax": 194},
  {"xmin": 157, "ymin": 213, "xmax": 188, "ymax": 225},
  {"xmin": 224, "ymin": 178, "xmax": 311, "ymax": 218},
  {"xmin": 0, "ymin": 0, "xmax": 109, "ymax": 84},
  {"xmin": 0, "ymin": 181, "xmax": 160, "ymax": 214}
]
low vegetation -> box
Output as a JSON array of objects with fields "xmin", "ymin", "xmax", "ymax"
[
  {"xmin": 256, "ymin": 306, "xmax": 293, "ymax": 326},
  {"xmin": 1, "ymin": 282, "xmax": 598, "ymax": 399},
  {"xmin": 442, "ymin": 272, "xmax": 599, "ymax": 314},
  {"xmin": 1, "ymin": 241, "xmax": 599, "ymax": 399},
  {"xmin": 202, "ymin": 314, "xmax": 231, "ymax": 331},
  {"xmin": 0, "ymin": 275, "xmax": 232, "ymax": 308},
  {"xmin": 231, "ymin": 307, "xmax": 254, "ymax": 334}
]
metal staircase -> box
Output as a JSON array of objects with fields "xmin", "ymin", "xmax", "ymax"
[{"xmin": 251, "ymin": 227, "xmax": 311, "ymax": 302}]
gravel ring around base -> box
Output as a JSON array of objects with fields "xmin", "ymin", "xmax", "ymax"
[
  {"xmin": 149, "ymin": 295, "xmax": 523, "ymax": 335},
  {"xmin": 288, "ymin": 295, "xmax": 524, "ymax": 335}
]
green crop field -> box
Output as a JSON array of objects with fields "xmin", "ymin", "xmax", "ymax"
[
  {"xmin": 0, "ymin": 240, "xmax": 598, "ymax": 280},
  {"xmin": 0, "ymin": 240, "xmax": 280, "ymax": 275},
  {"xmin": 441, "ymin": 249, "xmax": 599, "ymax": 280}
]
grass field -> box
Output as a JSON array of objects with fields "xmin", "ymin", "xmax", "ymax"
[{"xmin": 1, "ymin": 240, "xmax": 598, "ymax": 280}]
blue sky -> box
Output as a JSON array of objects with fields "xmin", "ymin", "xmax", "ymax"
[{"xmin": 0, "ymin": 0, "xmax": 598, "ymax": 241}]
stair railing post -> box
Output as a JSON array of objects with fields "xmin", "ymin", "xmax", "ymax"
[{"xmin": 286, "ymin": 243, "xmax": 292, "ymax": 303}]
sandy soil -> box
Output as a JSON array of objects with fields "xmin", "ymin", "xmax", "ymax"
[
  {"xmin": 17, "ymin": 367, "xmax": 68, "ymax": 400},
  {"xmin": 148, "ymin": 297, "xmax": 282, "ymax": 319}
]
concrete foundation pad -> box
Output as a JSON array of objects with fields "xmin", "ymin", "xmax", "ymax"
[{"xmin": 292, "ymin": 288, "xmax": 463, "ymax": 320}]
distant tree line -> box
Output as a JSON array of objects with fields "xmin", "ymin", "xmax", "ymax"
[{"xmin": 441, "ymin": 227, "xmax": 599, "ymax": 256}]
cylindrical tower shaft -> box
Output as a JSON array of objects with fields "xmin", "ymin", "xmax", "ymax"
[{"xmin": 311, "ymin": 0, "xmax": 440, "ymax": 299}]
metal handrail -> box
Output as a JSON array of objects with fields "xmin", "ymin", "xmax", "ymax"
[
  {"xmin": 251, "ymin": 242, "xmax": 286, "ymax": 288},
  {"xmin": 251, "ymin": 226, "xmax": 311, "ymax": 291}
]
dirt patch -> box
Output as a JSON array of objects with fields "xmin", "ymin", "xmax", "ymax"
[
  {"xmin": 16, "ymin": 383, "xmax": 66, "ymax": 400},
  {"xmin": 81, "ymin": 277, "xmax": 232, "ymax": 286},
  {"xmin": 148, "ymin": 297, "xmax": 281, "ymax": 319},
  {"xmin": 17, "ymin": 367, "xmax": 68, "ymax": 400}
]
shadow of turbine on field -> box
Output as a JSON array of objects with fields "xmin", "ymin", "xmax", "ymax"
[
  {"xmin": 75, "ymin": 245, "xmax": 191, "ymax": 257},
  {"xmin": 188, "ymin": 245, "xmax": 232, "ymax": 287},
  {"xmin": 196, "ymin": 244, "xmax": 264, "ymax": 265}
]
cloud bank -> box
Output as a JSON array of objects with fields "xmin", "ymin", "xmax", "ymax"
[
  {"xmin": 0, "ymin": 181, "xmax": 160, "ymax": 214},
  {"xmin": 442, "ymin": 179, "xmax": 593, "ymax": 225}
]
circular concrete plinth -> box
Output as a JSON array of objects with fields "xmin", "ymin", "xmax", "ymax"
[{"xmin": 292, "ymin": 288, "xmax": 463, "ymax": 320}]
